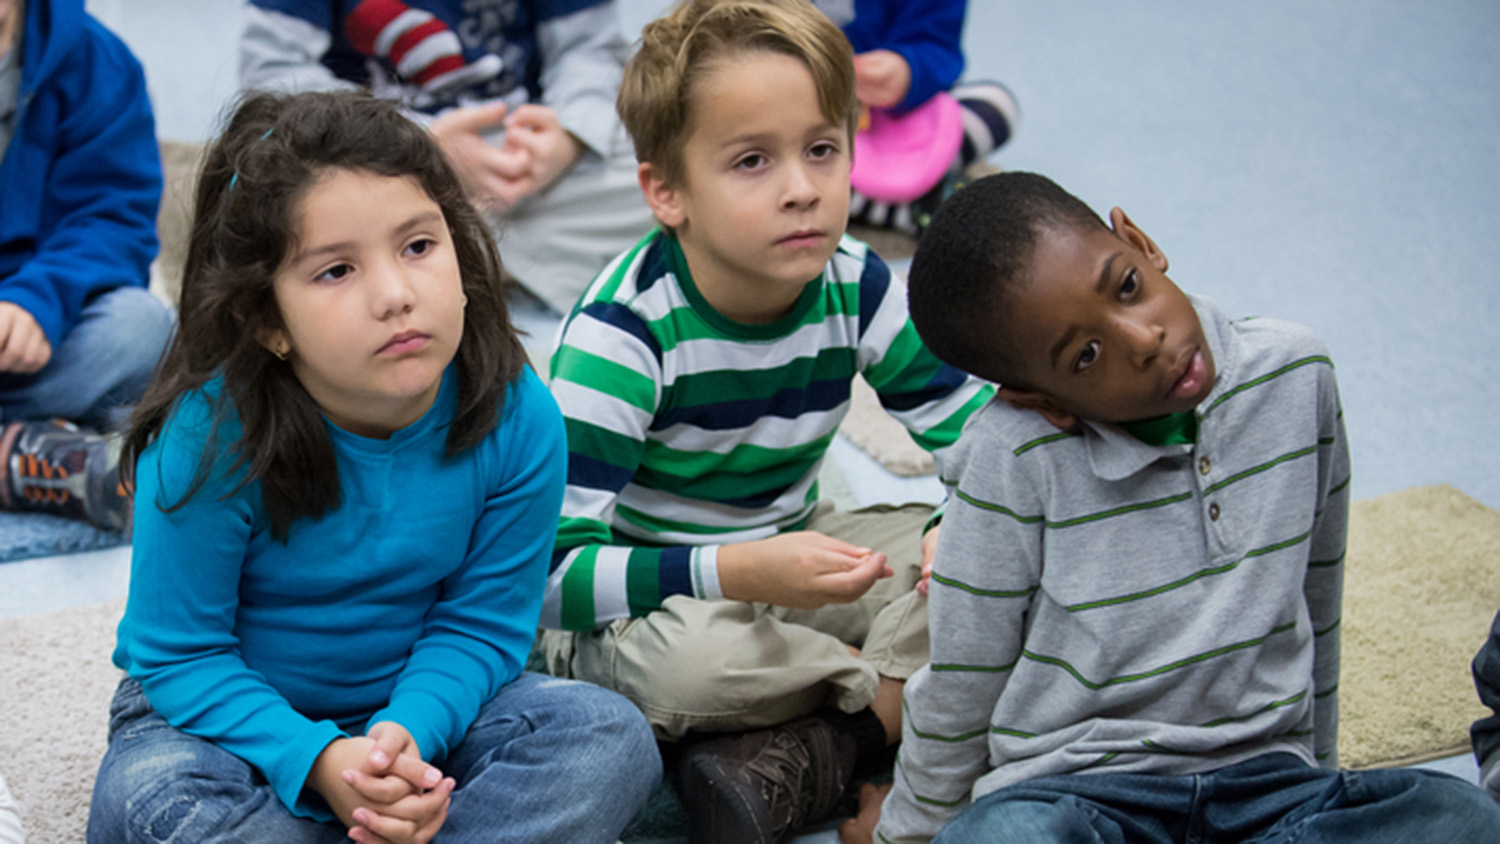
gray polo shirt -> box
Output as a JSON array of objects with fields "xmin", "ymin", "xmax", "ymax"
[
  {"xmin": 877, "ymin": 296, "xmax": 1351, "ymax": 842},
  {"xmin": 0, "ymin": 33, "xmax": 19, "ymax": 161}
]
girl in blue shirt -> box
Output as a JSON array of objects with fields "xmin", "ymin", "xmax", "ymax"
[{"xmin": 86, "ymin": 90, "xmax": 658, "ymax": 844}]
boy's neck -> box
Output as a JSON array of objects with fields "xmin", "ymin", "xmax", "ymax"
[{"xmin": 672, "ymin": 230, "xmax": 809, "ymax": 325}]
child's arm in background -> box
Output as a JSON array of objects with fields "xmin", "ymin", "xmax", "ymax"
[
  {"xmin": 1304, "ymin": 357, "xmax": 1351, "ymax": 769},
  {"xmin": 845, "ymin": 0, "xmax": 965, "ymax": 113},
  {"xmin": 874, "ymin": 408, "xmax": 1041, "ymax": 843}
]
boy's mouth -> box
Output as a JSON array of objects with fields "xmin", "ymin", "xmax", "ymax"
[
  {"xmin": 1167, "ymin": 347, "xmax": 1209, "ymax": 400},
  {"xmin": 777, "ymin": 228, "xmax": 825, "ymax": 248}
]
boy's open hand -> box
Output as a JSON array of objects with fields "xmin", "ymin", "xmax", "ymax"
[
  {"xmin": 719, "ymin": 531, "xmax": 891, "ymax": 608},
  {"xmin": 308, "ymin": 724, "xmax": 454, "ymax": 844},
  {"xmin": 838, "ymin": 782, "xmax": 892, "ymax": 844},
  {"xmin": 0, "ymin": 302, "xmax": 52, "ymax": 374}
]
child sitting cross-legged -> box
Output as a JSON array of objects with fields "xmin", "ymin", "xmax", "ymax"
[
  {"xmin": 536, "ymin": 1, "xmax": 993, "ymax": 842},
  {"xmin": 838, "ymin": 171, "xmax": 1500, "ymax": 843},
  {"xmin": 86, "ymin": 89, "xmax": 658, "ymax": 844}
]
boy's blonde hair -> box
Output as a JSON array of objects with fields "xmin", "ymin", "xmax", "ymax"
[{"xmin": 619, "ymin": 0, "xmax": 857, "ymax": 187}]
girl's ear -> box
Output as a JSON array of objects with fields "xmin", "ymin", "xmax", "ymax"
[
  {"xmin": 258, "ymin": 328, "xmax": 291, "ymax": 361},
  {"xmin": 638, "ymin": 162, "xmax": 685, "ymax": 229},
  {"xmin": 1108, "ymin": 206, "xmax": 1169, "ymax": 273},
  {"xmin": 996, "ymin": 385, "xmax": 1078, "ymax": 431}
]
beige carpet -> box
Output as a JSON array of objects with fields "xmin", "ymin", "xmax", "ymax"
[{"xmin": 1, "ymin": 485, "xmax": 1493, "ymax": 840}]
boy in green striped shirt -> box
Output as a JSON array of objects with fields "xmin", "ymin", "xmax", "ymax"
[
  {"xmin": 842, "ymin": 172, "xmax": 1500, "ymax": 843},
  {"xmin": 533, "ymin": 1, "xmax": 992, "ymax": 841}
]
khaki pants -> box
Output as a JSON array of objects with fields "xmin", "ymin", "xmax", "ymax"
[{"xmin": 536, "ymin": 502, "xmax": 933, "ymax": 739}]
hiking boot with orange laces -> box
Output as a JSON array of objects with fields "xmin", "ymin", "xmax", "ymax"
[{"xmin": 0, "ymin": 420, "xmax": 131, "ymax": 532}]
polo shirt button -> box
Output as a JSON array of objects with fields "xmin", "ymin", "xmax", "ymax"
[
  {"xmin": 1199, "ymin": 457, "xmax": 1211, "ymax": 476},
  {"xmin": 1209, "ymin": 502, "xmax": 1221, "ymax": 521}
]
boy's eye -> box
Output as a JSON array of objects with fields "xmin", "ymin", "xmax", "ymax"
[
  {"xmin": 1075, "ymin": 340, "xmax": 1100, "ymax": 372},
  {"xmin": 734, "ymin": 153, "xmax": 766, "ymax": 170},
  {"xmin": 1119, "ymin": 269, "xmax": 1140, "ymax": 300},
  {"xmin": 808, "ymin": 140, "xmax": 839, "ymax": 160},
  {"xmin": 315, "ymin": 263, "xmax": 353, "ymax": 283}
]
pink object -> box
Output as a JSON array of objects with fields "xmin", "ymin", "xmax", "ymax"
[{"xmin": 850, "ymin": 92, "xmax": 964, "ymax": 203}]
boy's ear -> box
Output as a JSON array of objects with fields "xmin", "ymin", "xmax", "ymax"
[
  {"xmin": 1108, "ymin": 207, "xmax": 1169, "ymax": 273},
  {"xmin": 638, "ymin": 162, "xmax": 685, "ymax": 229},
  {"xmin": 996, "ymin": 385, "xmax": 1078, "ymax": 432}
]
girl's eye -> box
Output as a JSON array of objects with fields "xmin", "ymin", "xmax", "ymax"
[
  {"xmin": 1119, "ymin": 269, "xmax": 1140, "ymax": 300},
  {"xmin": 405, "ymin": 237, "xmax": 436, "ymax": 258},
  {"xmin": 315, "ymin": 263, "xmax": 353, "ymax": 283},
  {"xmin": 1075, "ymin": 340, "xmax": 1100, "ymax": 372}
]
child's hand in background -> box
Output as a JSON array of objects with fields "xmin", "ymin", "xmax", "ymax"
[{"xmin": 853, "ymin": 50, "xmax": 912, "ymax": 110}]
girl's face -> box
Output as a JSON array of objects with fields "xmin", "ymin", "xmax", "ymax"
[{"xmin": 263, "ymin": 168, "xmax": 465, "ymax": 438}]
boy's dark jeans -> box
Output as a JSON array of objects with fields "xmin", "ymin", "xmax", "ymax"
[
  {"xmin": 934, "ymin": 752, "xmax": 1500, "ymax": 844},
  {"xmin": 1473, "ymin": 608, "xmax": 1500, "ymax": 775}
]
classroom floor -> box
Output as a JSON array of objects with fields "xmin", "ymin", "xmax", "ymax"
[{"xmin": 5, "ymin": 0, "xmax": 1495, "ymax": 839}]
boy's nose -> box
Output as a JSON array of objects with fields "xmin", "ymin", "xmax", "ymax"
[
  {"xmin": 781, "ymin": 162, "xmax": 820, "ymax": 209},
  {"xmin": 1118, "ymin": 317, "xmax": 1164, "ymax": 367}
]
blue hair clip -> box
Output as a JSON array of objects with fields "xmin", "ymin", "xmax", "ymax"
[{"xmin": 229, "ymin": 128, "xmax": 276, "ymax": 193}]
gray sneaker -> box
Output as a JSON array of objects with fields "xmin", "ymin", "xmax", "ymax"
[
  {"xmin": 0, "ymin": 420, "xmax": 131, "ymax": 532},
  {"xmin": 677, "ymin": 716, "xmax": 857, "ymax": 844}
]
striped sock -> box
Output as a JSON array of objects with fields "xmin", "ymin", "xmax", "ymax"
[{"xmin": 953, "ymin": 81, "xmax": 1020, "ymax": 166}]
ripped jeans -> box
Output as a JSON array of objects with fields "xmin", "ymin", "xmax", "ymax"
[{"xmin": 86, "ymin": 673, "xmax": 660, "ymax": 843}]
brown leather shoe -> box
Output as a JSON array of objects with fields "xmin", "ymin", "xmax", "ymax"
[{"xmin": 676, "ymin": 715, "xmax": 857, "ymax": 844}]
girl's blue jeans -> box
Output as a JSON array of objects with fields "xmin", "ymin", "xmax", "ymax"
[
  {"xmin": 86, "ymin": 672, "xmax": 661, "ymax": 843},
  {"xmin": 934, "ymin": 751, "xmax": 1500, "ymax": 843}
]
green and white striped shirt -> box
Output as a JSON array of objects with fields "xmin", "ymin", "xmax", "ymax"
[
  {"xmin": 542, "ymin": 228, "xmax": 994, "ymax": 631},
  {"xmin": 877, "ymin": 297, "xmax": 1350, "ymax": 843}
]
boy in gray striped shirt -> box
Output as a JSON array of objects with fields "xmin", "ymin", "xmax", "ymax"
[{"xmin": 841, "ymin": 172, "xmax": 1500, "ymax": 843}]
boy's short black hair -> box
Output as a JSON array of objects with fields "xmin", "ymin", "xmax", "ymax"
[{"xmin": 907, "ymin": 171, "xmax": 1107, "ymax": 385}]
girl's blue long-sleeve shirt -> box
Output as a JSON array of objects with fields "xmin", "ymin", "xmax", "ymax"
[
  {"xmin": 112, "ymin": 365, "xmax": 566, "ymax": 820},
  {"xmin": 828, "ymin": 0, "xmax": 967, "ymax": 113}
]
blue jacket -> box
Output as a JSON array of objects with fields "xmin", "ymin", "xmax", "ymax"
[
  {"xmin": 0, "ymin": 0, "xmax": 161, "ymax": 349},
  {"xmin": 836, "ymin": 0, "xmax": 967, "ymax": 114}
]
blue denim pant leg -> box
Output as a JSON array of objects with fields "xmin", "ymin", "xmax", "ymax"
[
  {"xmin": 0, "ymin": 287, "xmax": 173, "ymax": 430},
  {"xmin": 87, "ymin": 678, "xmax": 348, "ymax": 844},
  {"xmin": 934, "ymin": 752, "xmax": 1500, "ymax": 844},
  {"xmin": 437, "ymin": 672, "xmax": 662, "ymax": 844}
]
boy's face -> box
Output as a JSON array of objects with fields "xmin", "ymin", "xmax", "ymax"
[
  {"xmin": 639, "ymin": 50, "xmax": 850, "ymax": 322},
  {"xmin": 999, "ymin": 208, "xmax": 1216, "ymax": 428}
]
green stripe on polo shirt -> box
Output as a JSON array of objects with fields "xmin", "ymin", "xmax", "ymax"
[
  {"xmin": 626, "ymin": 548, "xmax": 664, "ymax": 616},
  {"xmin": 1064, "ymin": 530, "xmax": 1311, "ymax": 612},
  {"xmin": 1048, "ymin": 491, "xmax": 1195, "ymax": 529},
  {"xmin": 1199, "ymin": 689, "xmax": 1308, "ymax": 727},
  {"xmin": 902, "ymin": 700, "xmax": 990, "ymax": 742},
  {"xmin": 559, "ymin": 546, "xmax": 600, "ymax": 631},
  {"xmin": 1014, "ymin": 430, "xmax": 1082, "ymax": 456},
  {"xmin": 1204, "ymin": 446, "xmax": 1317, "ymax": 494},
  {"xmin": 953, "ymin": 489, "xmax": 1044, "ymax": 524},
  {"xmin": 1201, "ymin": 356, "xmax": 1331, "ymax": 418},
  {"xmin": 929, "ymin": 571, "xmax": 1036, "ymax": 599},
  {"xmin": 551, "ymin": 346, "xmax": 658, "ymax": 413},
  {"xmin": 1025, "ymin": 621, "xmax": 1298, "ymax": 690}
]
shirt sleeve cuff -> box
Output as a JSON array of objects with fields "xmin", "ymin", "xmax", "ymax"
[{"xmin": 692, "ymin": 545, "xmax": 724, "ymax": 600}]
